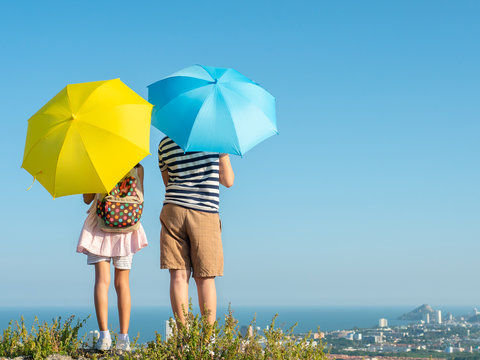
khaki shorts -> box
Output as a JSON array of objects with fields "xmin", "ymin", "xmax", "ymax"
[{"xmin": 160, "ymin": 203, "xmax": 223, "ymax": 277}]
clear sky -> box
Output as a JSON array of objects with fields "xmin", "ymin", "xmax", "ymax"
[{"xmin": 1, "ymin": 1, "xmax": 479, "ymax": 308}]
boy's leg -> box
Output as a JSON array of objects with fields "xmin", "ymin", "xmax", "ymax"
[
  {"xmin": 160, "ymin": 204, "xmax": 191, "ymax": 324},
  {"xmin": 194, "ymin": 276, "xmax": 216, "ymax": 325},
  {"xmin": 186, "ymin": 209, "xmax": 223, "ymax": 325},
  {"xmin": 94, "ymin": 261, "xmax": 111, "ymax": 331},
  {"xmin": 170, "ymin": 269, "xmax": 191, "ymax": 324},
  {"xmin": 114, "ymin": 268, "xmax": 131, "ymax": 335}
]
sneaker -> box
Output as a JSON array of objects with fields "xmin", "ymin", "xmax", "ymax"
[
  {"xmin": 115, "ymin": 339, "xmax": 131, "ymax": 351},
  {"xmin": 94, "ymin": 336, "xmax": 112, "ymax": 351}
]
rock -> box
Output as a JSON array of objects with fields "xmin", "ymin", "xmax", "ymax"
[{"xmin": 398, "ymin": 304, "xmax": 434, "ymax": 320}]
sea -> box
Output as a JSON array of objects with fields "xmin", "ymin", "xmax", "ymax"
[{"xmin": 0, "ymin": 305, "xmax": 475, "ymax": 343}]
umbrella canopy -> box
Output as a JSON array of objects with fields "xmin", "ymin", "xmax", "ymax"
[
  {"xmin": 22, "ymin": 79, "xmax": 153, "ymax": 198},
  {"xmin": 148, "ymin": 65, "xmax": 277, "ymax": 156}
]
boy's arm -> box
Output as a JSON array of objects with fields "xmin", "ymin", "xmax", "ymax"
[
  {"xmin": 219, "ymin": 154, "xmax": 234, "ymax": 188},
  {"xmin": 161, "ymin": 170, "xmax": 169, "ymax": 187},
  {"xmin": 83, "ymin": 194, "xmax": 95, "ymax": 204}
]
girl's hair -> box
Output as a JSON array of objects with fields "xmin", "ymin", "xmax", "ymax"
[{"xmin": 134, "ymin": 163, "xmax": 141, "ymax": 168}]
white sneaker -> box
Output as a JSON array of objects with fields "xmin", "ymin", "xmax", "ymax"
[
  {"xmin": 88, "ymin": 330, "xmax": 100, "ymax": 348},
  {"xmin": 115, "ymin": 339, "xmax": 131, "ymax": 351},
  {"xmin": 94, "ymin": 336, "xmax": 112, "ymax": 351}
]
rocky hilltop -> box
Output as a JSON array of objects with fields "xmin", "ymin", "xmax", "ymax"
[{"xmin": 398, "ymin": 304, "xmax": 435, "ymax": 320}]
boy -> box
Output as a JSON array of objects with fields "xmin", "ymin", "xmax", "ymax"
[{"xmin": 158, "ymin": 136, "xmax": 234, "ymax": 325}]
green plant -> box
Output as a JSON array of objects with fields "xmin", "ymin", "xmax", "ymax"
[
  {"xmin": 0, "ymin": 306, "xmax": 328, "ymax": 359},
  {"xmin": 0, "ymin": 315, "xmax": 88, "ymax": 359},
  {"xmin": 135, "ymin": 303, "xmax": 327, "ymax": 359}
]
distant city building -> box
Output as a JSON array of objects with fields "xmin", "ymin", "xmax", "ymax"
[
  {"xmin": 379, "ymin": 318, "xmax": 388, "ymax": 328},
  {"xmin": 335, "ymin": 330, "xmax": 350, "ymax": 338},
  {"xmin": 240, "ymin": 325, "xmax": 254, "ymax": 338},
  {"xmin": 363, "ymin": 333, "xmax": 384, "ymax": 343},
  {"xmin": 240, "ymin": 325, "xmax": 249, "ymax": 337},
  {"xmin": 474, "ymin": 308, "xmax": 480, "ymax": 316},
  {"xmin": 436, "ymin": 310, "xmax": 442, "ymax": 324},
  {"xmin": 321, "ymin": 305, "xmax": 480, "ymax": 355}
]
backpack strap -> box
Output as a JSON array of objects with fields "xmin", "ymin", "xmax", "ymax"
[
  {"xmin": 129, "ymin": 167, "xmax": 144, "ymax": 202},
  {"xmin": 87, "ymin": 193, "xmax": 101, "ymax": 215}
]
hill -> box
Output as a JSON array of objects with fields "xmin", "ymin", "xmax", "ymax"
[{"xmin": 398, "ymin": 304, "xmax": 435, "ymax": 321}]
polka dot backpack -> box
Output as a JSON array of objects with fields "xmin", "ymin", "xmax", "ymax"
[{"xmin": 96, "ymin": 167, "xmax": 144, "ymax": 232}]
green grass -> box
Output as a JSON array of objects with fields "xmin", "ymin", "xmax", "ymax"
[{"xmin": 0, "ymin": 306, "xmax": 327, "ymax": 359}]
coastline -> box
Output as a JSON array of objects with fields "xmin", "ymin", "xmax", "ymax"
[{"xmin": 1, "ymin": 305, "xmax": 475, "ymax": 343}]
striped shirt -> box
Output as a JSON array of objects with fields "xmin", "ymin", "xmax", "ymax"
[{"xmin": 158, "ymin": 137, "xmax": 220, "ymax": 213}]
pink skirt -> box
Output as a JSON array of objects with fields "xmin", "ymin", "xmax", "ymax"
[{"xmin": 77, "ymin": 211, "xmax": 148, "ymax": 257}]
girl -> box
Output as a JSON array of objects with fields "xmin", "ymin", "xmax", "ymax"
[{"xmin": 77, "ymin": 163, "xmax": 147, "ymax": 351}]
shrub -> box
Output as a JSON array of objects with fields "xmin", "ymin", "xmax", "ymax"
[
  {"xmin": 129, "ymin": 304, "xmax": 327, "ymax": 360},
  {"xmin": 0, "ymin": 306, "xmax": 327, "ymax": 360},
  {"xmin": 0, "ymin": 315, "xmax": 87, "ymax": 359}
]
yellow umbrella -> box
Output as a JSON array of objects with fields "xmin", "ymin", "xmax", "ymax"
[{"xmin": 22, "ymin": 79, "xmax": 153, "ymax": 198}]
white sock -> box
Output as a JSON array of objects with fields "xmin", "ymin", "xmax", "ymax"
[
  {"xmin": 118, "ymin": 333, "xmax": 129, "ymax": 341},
  {"xmin": 99, "ymin": 330, "xmax": 111, "ymax": 340}
]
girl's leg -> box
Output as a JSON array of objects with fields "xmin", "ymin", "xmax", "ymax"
[
  {"xmin": 170, "ymin": 269, "xmax": 191, "ymax": 324},
  {"xmin": 114, "ymin": 268, "xmax": 131, "ymax": 334},
  {"xmin": 194, "ymin": 276, "xmax": 216, "ymax": 325},
  {"xmin": 94, "ymin": 261, "xmax": 111, "ymax": 331}
]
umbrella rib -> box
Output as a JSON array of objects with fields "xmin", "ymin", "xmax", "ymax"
[
  {"xmin": 182, "ymin": 90, "xmax": 220, "ymax": 152},
  {"xmin": 216, "ymin": 90, "xmax": 242, "ymax": 154},
  {"xmin": 155, "ymin": 78, "xmax": 213, "ymax": 111},
  {"xmin": 74, "ymin": 127, "xmax": 109, "ymax": 193},
  {"xmin": 78, "ymin": 121, "xmax": 150, "ymax": 155},
  {"xmin": 22, "ymin": 117, "xmax": 73, "ymax": 168},
  {"xmin": 73, "ymin": 80, "xmax": 112, "ymax": 115},
  {"xmin": 221, "ymin": 84, "xmax": 277, "ymax": 130},
  {"xmin": 197, "ymin": 65, "xmax": 216, "ymax": 80},
  {"xmin": 65, "ymin": 84, "xmax": 74, "ymax": 113},
  {"xmin": 52, "ymin": 123, "xmax": 76, "ymax": 197}
]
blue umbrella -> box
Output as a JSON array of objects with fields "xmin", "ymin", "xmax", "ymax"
[{"xmin": 148, "ymin": 65, "xmax": 277, "ymax": 156}]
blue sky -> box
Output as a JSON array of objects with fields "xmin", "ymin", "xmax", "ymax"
[{"xmin": 1, "ymin": 1, "xmax": 479, "ymax": 308}]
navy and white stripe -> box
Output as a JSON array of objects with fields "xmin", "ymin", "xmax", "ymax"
[{"xmin": 158, "ymin": 137, "xmax": 220, "ymax": 213}]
